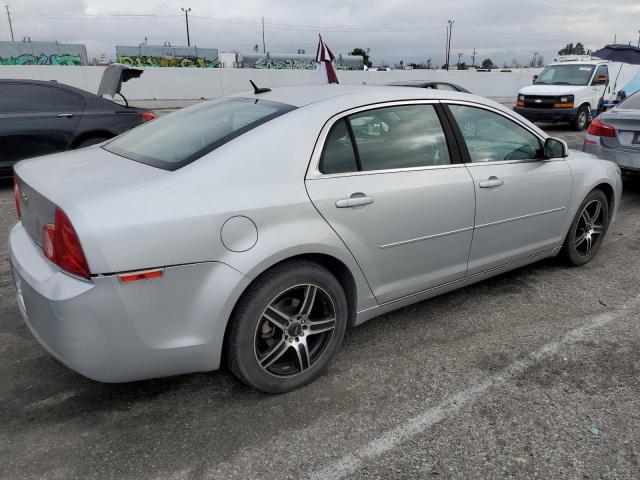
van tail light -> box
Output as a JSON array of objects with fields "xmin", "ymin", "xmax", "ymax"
[
  {"xmin": 13, "ymin": 172, "xmax": 21, "ymax": 219},
  {"xmin": 42, "ymin": 209, "xmax": 90, "ymax": 279},
  {"xmin": 142, "ymin": 111, "xmax": 155, "ymax": 122},
  {"xmin": 587, "ymin": 118, "xmax": 616, "ymax": 138}
]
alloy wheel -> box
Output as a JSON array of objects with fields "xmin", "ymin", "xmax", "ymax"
[
  {"xmin": 254, "ymin": 284, "xmax": 336, "ymax": 377},
  {"xmin": 574, "ymin": 199, "xmax": 605, "ymax": 257}
]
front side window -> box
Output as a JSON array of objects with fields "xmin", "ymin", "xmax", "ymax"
[
  {"xmin": 0, "ymin": 84, "xmax": 54, "ymax": 113},
  {"xmin": 592, "ymin": 65, "xmax": 609, "ymax": 85},
  {"xmin": 448, "ymin": 105, "xmax": 541, "ymax": 162},
  {"xmin": 348, "ymin": 104, "xmax": 450, "ymax": 171},
  {"xmin": 104, "ymin": 98, "xmax": 295, "ymax": 170},
  {"xmin": 534, "ymin": 64, "xmax": 595, "ymax": 86}
]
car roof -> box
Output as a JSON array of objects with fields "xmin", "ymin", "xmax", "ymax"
[
  {"xmin": 386, "ymin": 80, "xmax": 433, "ymax": 86},
  {"xmin": 230, "ymin": 84, "xmax": 473, "ymax": 108},
  {"xmin": 0, "ymin": 78, "xmax": 93, "ymax": 96}
]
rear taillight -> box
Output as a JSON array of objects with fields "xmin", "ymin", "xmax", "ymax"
[
  {"xmin": 42, "ymin": 208, "xmax": 91, "ymax": 279},
  {"xmin": 587, "ymin": 118, "xmax": 616, "ymax": 138},
  {"xmin": 142, "ymin": 111, "xmax": 155, "ymax": 122},
  {"xmin": 13, "ymin": 172, "xmax": 21, "ymax": 219}
]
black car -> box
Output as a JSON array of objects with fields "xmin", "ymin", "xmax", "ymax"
[
  {"xmin": 386, "ymin": 80, "xmax": 471, "ymax": 93},
  {"xmin": 0, "ymin": 65, "xmax": 154, "ymax": 178}
]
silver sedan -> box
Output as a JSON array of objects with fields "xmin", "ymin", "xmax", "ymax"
[
  {"xmin": 9, "ymin": 85, "xmax": 622, "ymax": 393},
  {"xmin": 584, "ymin": 90, "xmax": 640, "ymax": 173}
]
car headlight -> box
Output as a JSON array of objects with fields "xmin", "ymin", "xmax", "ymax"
[
  {"xmin": 558, "ymin": 95, "xmax": 574, "ymax": 103},
  {"xmin": 518, "ymin": 94, "xmax": 525, "ymax": 101}
]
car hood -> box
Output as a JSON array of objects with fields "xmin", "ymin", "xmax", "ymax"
[
  {"xmin": 97, "ymin": 63, "xmax": 143, "ymax": 98},
  {"xmin": 519, "ymin": 84, "xmax": 587, "ymax": 96}
]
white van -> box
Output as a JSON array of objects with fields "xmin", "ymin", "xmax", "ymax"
[{"xmin": 514, "ymin": 60, "xmax": 620, "ymax": 130}]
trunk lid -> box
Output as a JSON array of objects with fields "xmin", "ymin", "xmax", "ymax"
[
  {"xmin": 14, "ymin": 146, "xmax": 167, "ymax": 251},
  {"xmin": 599, "ymin": 109, "xmax": 640, "ymax": 150}
]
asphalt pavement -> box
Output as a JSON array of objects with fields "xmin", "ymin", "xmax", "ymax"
[{"xmin": 1, "ymin": 128, "xmax": 639, "ymax": 479}]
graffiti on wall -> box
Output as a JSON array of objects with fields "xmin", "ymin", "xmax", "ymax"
[
  {"xmin": 116, "ymin": 55, "xmax": 219, "ymax": 68},
  {"xmin": 0, "ymin": 53, "xmax": 84, "ymax": 66},
  {"xmin": 254, "ymin": 57, "xmax": 317, "ymax": 70}
]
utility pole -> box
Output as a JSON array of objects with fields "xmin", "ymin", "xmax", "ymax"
[
  {"xmin": 444, "ymin": 24, "xmax": 449, "ymax": 69},
  {"xmin": 471, "ymin": 47, "xmax": 476, "ymax": 67},
  {"xmin": 261, "ymin": 17, "xmax": 266, "ymax": 53},
  {"xmin": 446, "ymin": 19, "xmax": 454, "ymax": 71},
  {"xmin": 457, "ymin": 52, "xmax": 463, "ymax": 70},
  {"xmin": 181, "ymin": 7, "xmax": 191, "ymax": 46},
  {"xmin": 5, "ymin": 5, "xmax": 14, "ymax": 42}
]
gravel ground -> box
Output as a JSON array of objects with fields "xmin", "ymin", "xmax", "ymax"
[{"xmin": 1, "ymin": 128, "xmax": 639, "ymax": 479}]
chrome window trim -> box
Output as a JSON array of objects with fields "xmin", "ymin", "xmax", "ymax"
[{"xmin": 306, "ymin": 99, "xmax": 455, "ymax": 180}]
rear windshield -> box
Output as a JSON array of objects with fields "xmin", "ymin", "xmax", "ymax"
[
  {"xmin": 618, "ymin": 91, "xmax": 640, "ymax": 110},
  {"xmin": 104, "ymin": 97, "xmax": 295, "ymax": 170},
  {"xmin": 534, "ymin": 64, "xmax": 595, "ymax": 86}
]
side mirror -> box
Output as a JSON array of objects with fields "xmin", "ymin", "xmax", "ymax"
[
  {"xmin": 533, "ymin": 74, "xmax": 539, "ymax": 82},
  {"xmin": 544, "ymin": 137, "xmax": 568, "ymax": 159},
  {"xmin": 593, "ymin": 75, "xmax": 607, "ymax": 86}
]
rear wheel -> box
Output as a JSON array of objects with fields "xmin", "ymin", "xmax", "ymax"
[
  {"xmin": 561, "ymin": 190, "xmax": 609, "ymax": 266},
  {"xmin": 226, "ymin": 260, "xmax": 347, "ymax": 393},
  {"xmin": 571, "ymin": 105, "xmax": 590, "ymax": 131}
]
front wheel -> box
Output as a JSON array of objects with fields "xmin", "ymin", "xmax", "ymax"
[
  {"xmin": 571, "ymin": 105, "xmax": 590, "ymax": 131},
  {"xmin": 225, "ymin": 260, "xmax": 348, "ymax": 393},
  {"xmin": 561, "ymin": 190, "xmax": 609, "ymax": 266}
]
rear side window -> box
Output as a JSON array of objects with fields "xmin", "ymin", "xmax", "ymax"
[
  {"xmin": 619, "ymin": 90, "xmax": 640, "ymax": 110},
  {"xmin": 53, "ymin": 89, "xmax": 85, "ymax": 111},
  {"xmin": 319, "ymin": 104, "xmax": 450, "ymax": 174},
  {"xmin": 104, "ymin": 98, "xmax": 295, "ymax": 170},
  {"xmin": 0, "ymin": 84, "xmax": 54, "ymax": 113}
]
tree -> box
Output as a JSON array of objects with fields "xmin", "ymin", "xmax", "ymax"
[
  {"xmin": 350, "ymin": 47, "xmax": 372, "ymax": 68},
  {"xmin": 536, "ymin": 55, "xmax": 545, "ymax": 67},
  {"xmin": 481, "ymin": 58, "xmax": 494, "ymax": 69},
  {"xmin": 558, "ymin": 42, "xmax": 586, "ymax": 55}
]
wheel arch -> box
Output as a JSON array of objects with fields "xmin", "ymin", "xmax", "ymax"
[
  {"xmin": 592, "ymin": 182, "xmax": 615, "ymax": 218},
  {"xmin": 70, "ymin": 130, "xmax": 115, "ymax": 148}
]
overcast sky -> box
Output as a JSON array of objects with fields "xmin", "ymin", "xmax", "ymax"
[{"xmin": 4, "ymin": 0, "xmax": 640, "ymax": 66}]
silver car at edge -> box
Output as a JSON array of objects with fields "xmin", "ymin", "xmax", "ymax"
[
  {"xmin": 9, "ymin": 85, "xmax": 622, "ymax": 393},
  {"xmin": 584, "ymin": 90, "xmax": 640, "ymax": 173}
]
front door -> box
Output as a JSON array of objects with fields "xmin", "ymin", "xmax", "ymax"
[
  {"xmin": 446, "ymin": 103, "xmax": 572, "ymax": 274},
  {"xmin": 591, "ymin": 65, "xmax": 609, "ymax": 112},
  {"xmin": 305, "ymin": 103, "xmax": 476, "ymax": 304},
  {"xmin": 0, "ymin": 83, "xmax": 84, "ymax": 164}
]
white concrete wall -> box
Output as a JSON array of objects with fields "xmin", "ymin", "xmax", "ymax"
[{"xmin": 0, "ymin": 65, "xmax": 543, "ymax": 100}]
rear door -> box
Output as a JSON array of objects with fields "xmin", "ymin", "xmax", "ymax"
[
  {"xmin": 591, "ymin": 65, "xmax": 609, "ymax": 110},
  {"xmin": 305, "ymin": 102, "xmax": 476, "ymax": 304},
  {"xmin": 445, "ymin": 103, "xmax": 572, "ymax": 274},
  {"xmin": 0, "ymin": 83, "xmax": 84, "ymax": 163}
]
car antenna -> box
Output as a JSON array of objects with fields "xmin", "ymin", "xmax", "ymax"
[{"xmin": 250, "ymin": 80, "xmax": 271, "ymax": 94}]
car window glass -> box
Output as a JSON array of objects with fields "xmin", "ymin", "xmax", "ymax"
[
  {"xmin": 619, "ymin": 90, "xmax": 640, "ymax": 109},
  {"xmin": 348, "ymin": 104, "xmax": 450, "ymax": 171},
  {"xmin": 104, "ymin": 98, "xmax": 295, "ymax": 170},
  {"xmin": 53, "ymin": 89, "xmax": 85, "ymax": 112},
  {"xmin": 449, "ymin": 105, "xmax": 541, "ymax": 162},
  {"xmin": 0, "ymin": 84, "xmax": 54, "ymax": 113},
  {"xmin": 592, "ymin": 65, "xmax": 609, "ymax": 84},
  {"xmin": 535, "ymin": 64, "xmax": 594, "ymax": 86},
  {"xmin": 319, "ymin": 119, "xmax": 358, "ymax": 174},
  {"xmin": 437, "ymin": 83, "xmax": 458, "ymax": 91}
]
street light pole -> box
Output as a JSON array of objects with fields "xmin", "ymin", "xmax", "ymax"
[
  {"xmin": 5, "ymin": 5, "xmax": 14, "ymax": 42},
  {"xmin": 447, "ymin": 19, "xmax": 454, "ymax": 71},
  {"xmin": 181, "ymin": 7, "xmax": 191, "ymax": 46}
]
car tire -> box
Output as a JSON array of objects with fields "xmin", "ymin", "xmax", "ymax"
[
  {"xmin": 76, "ymin": 136, "xmax": 110, "ymax": 148},
  {"xmin": 561, "ymin": 189, "xmax": 609, "ymax": 266},
  {"xmin": 225, "ymin": 260, "xmax": 348, "ymax": 393},
  {"xmin": 571, "ymin": 105, "xmax": 590, "ymax": 131}
]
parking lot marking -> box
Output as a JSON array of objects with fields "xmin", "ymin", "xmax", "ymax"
[{"xmin": 309, "ymin": 296, "xmax": 640, "ymax": 480}]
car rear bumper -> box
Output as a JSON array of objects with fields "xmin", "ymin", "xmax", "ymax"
[
  {"xmin": 9, "ymin": 222, "xmax": 248, "ymax": 382},
  {"xmin": 583, "ymin": 138, "xmax": 640, "ymax": 172},
  {"xmin": 513, "ymin": 106, "xmax": 578, "ymax": 123}
]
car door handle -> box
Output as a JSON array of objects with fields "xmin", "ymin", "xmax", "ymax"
[
  {"xmin": 479, "ymin": 177, "xmax": 504, "ymax": 188},
  {"xmin": 57, "ymin": 113, "xmax": 74, "ymax": 118},
  {"xmin": 335, "ymin": 195, "xmax": 374, "ymax": 208}
]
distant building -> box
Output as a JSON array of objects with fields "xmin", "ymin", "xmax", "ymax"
[
  {"xmin": 223, "ymin": 52, "xmax": 364, "ymax": 70},
  {"xmin": 115, "ymin": 44, "xmax": 219, "ymax": 68},
  {"xmin": 0, "ymin": 39, "xmax": 88, "ymax": 66}
]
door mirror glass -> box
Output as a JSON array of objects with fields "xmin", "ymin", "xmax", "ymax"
[
  {"xmin": 533, "ymin": 74, "xmax": 539, "ymax": 82},
  {"xmin": 544, "ymin": 137, "xmax": 567, "ymax": 159}
]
